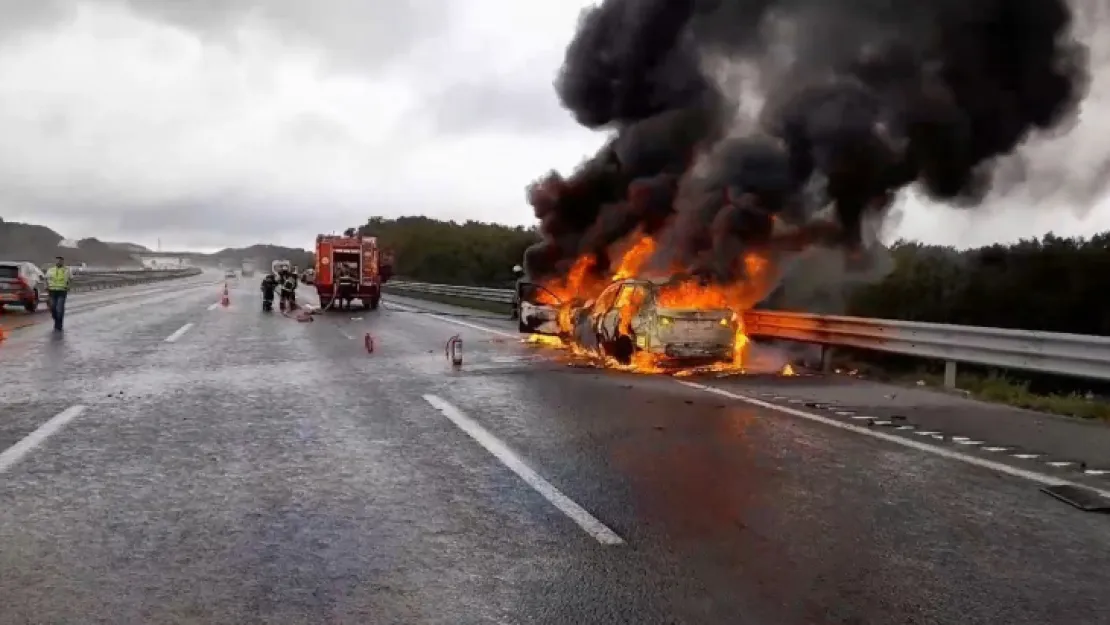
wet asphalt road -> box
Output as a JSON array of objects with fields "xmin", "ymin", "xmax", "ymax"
[{"xmin": 1, "ymin": 272, "xmax": 1108, "ymax": 624}]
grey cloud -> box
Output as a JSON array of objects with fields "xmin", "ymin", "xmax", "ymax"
[
  {"xmin": 425, "ymin": 77, "xmax": 576, "ymax": 136},
  {"xmin": 0, "ymin": 0, "xmax": 452, "ymax": 71}
]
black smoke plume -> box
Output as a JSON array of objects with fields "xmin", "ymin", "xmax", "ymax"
[{"xmin": 523, "ymin": 0, "xmax": 1090, "ymax": 286}]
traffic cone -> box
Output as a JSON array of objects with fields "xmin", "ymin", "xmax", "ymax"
[
  {"xmin": 221, "ymin": 282, "xmax": 230, "ymax": 307},
  {"xmin": 0, "ymin": 324, "xmax": 7, "ymax": 343}
]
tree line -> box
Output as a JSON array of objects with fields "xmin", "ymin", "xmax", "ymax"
[{"xmin": 359, "ymin": 215, "xmax": 1110, "ymax": 336}]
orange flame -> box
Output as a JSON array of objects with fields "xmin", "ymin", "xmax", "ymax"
[{"xmin": 612, "ymin": 235, "xmax": 656, "ymax": 281}]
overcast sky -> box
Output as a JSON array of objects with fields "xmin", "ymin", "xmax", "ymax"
[{"xmin": 1, "ymin": 0, "xmax": 1109, "ymax": 252}]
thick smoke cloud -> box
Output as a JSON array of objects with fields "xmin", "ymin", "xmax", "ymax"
[{"xmin": 523, "ymin": 0, "xmax": 1090, "ymax": 285}]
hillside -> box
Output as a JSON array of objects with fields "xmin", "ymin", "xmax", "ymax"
[
  {"xmin": 0, "ymin": 218, "xmax": 144, "ymax": 267},
  {"xmin": 210, "ymin": 244, "xmax": 314, "ymax": 271}
]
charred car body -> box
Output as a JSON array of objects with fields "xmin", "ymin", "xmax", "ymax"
[{"xmin": 520, "ymin": 277, "xmax": 739, "ymax": 367}]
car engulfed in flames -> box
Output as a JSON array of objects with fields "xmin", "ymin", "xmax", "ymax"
[
  {"xmin": 566, "ymin": 278, "xmax": 742, "ymax": 370},
  {"xmin": 515, "ymin": 235, "xmax": 777, "ymax": 373}
]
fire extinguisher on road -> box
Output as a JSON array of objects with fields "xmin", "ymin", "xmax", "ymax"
[{"xmin": 445, "ymin": 334, "xmax": 463, "ymax": 367}]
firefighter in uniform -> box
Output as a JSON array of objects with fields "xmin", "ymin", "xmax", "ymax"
[
  {"xmin": 44, "ymin": 256, "xmax": 72, "ymax": 331},
  {"xmin": 278, "ymin": 268, "xmax": 297, "ymax": 311},
  {"xmin": 337, "ymin": 263, "xmax": 357, "ymax": 310},
  {"xmin": 260, "ymin": 272, "xmax": 278, "ymax": 311}
]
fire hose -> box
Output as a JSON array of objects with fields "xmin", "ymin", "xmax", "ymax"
[{"xmin": 281, "ymin": 282, "xmax": 341, "ymax": 321}]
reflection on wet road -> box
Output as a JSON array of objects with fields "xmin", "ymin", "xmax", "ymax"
[{"xmin": 0, "ymin": 273, "xmax": 1108, "ymax": 624}]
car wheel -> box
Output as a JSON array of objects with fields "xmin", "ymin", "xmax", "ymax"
[
  {"xmin": 605, "ymin": 334, "xmax": 635, "ymax": 365},
  {"xmin": 23, "ymin": 290, "xmax": 38, "ymax": 313}
]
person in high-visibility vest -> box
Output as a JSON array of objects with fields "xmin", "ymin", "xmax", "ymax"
[{"xmin": 44, "ymin": 256, "xmax": 72, "ymax": 331}]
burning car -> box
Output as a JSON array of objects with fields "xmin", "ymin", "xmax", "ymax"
[
  {"xmin": 570, "ymin": 278, "xmax": 739, "ymax": 366},
  {"xmin": 564, "ymin": 278, "xmax": 739, "ymax": 367}
]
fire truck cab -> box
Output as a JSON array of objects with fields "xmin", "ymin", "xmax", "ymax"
[{"xmin": 314, "ymin": 234, "xmax": 393, "ymax": 311}]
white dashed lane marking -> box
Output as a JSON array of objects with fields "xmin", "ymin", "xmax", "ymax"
[
  {"xmin": 164, "ymin": 323, "xmax": 194, "ymax": 343},
  {"xmin": 0, "ymin": 405, "xmax": 87, "ymax": 473},
  {"xmin": 423, "ymin": 394, "xmax": 624, "ymax": 546}
]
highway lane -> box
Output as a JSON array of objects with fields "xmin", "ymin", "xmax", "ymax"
[
  {"xmin": 0, "ymin": 281, "xmax": 1106, "ymax": 624},
  {"xmin": 0, "ymin": 272, "xmax": 225, "ymax": 451}
]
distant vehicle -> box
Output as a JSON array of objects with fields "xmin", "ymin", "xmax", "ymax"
[
  {"xmin": 0, "ymin": 261, "xmax": 46, "ymax": 312},
  {"xmin": 300, "ymin": 268, "xmax": 315, "ymax": 285},
  {"xmin": 224, "ymin": 269, "xmax": 236, "ymax": 279},
  {"xmin": 313, "ymin": 234, "xmax": 394, "ymax": 310},
  {"xmin": 522, "ymin": 277, "xmax": 738, "ymax": 367}
]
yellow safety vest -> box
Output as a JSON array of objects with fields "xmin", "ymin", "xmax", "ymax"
[{"xmin": 45, "ymin": 266, "xmax": 71, "ymax": 291}]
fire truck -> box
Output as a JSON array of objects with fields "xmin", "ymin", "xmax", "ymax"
[{"xmin": 314, "ymin": 234, "xmax": 394, "ymax": 310}]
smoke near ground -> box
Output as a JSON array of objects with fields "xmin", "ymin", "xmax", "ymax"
[{"xmin": 523, "ymin": 0, "xmax": 1091, "ymax": 294}]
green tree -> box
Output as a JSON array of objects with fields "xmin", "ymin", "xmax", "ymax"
[{"xmin": 357, "ymin": 216, "xmax": 539, "ymax": 286}]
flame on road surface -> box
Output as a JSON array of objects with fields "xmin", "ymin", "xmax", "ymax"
[{"xmin": 523, "ymin": 234, "xmax": 800, "ymax": 378}]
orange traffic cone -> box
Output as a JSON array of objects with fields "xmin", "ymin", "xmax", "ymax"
[
  {"xmin": 221, "ymin": 282, "xmax": 230, "ymax": 307},
  {"xmin": 0, "ymin": 324, "xmax": 7, "ymax": 343}
]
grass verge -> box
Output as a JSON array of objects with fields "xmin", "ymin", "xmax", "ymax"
[{"xmin": 896, "ymin": 369, "xmax": 1110, "ymax": 421}]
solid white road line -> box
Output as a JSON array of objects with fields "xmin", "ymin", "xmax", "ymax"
[
  {"xmin": 422, "ymin": 394, "xmax": 624, "ymax": 545},
  {"xmin": 207, "ymin": 302, "xmax": 220, "ymax": 311},
  {"xmin": 675, "ymin": 380, "xmax": 1110, "ymax": 499},
  {"xmin": 0, "ymin": 405, "xmax": 87, "ymax": 474},
  {"xmin": 384, "ymin": 301, "xmax": 518, "ymax": 338},
  {"xmin": 164, "ymin": 323, "xmax": 194, "ymax": 343}
]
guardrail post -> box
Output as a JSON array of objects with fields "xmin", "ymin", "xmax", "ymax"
[
  {"xmin": 943, "ymin": 360, "xmax": 957, "ymax": 388},
  {"xmin": 820, "ymin": 345, "xmax": 835, "ymax": 373}
]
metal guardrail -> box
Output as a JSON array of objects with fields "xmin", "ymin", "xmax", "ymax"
[
  {"xmin": 69, "ymin": 268, "xmax": 202, "ymax": 292},
  {"xmin": 384, "ymin": 280, "xmax": 1110, "ymax": 387},
  {"xmin": 388, "ymin": 280, "xmax": 515, "ymax": 303}
]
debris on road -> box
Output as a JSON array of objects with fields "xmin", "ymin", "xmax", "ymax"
[{"xmin": 1041, "ymin": 485, "xmax": 1110, "ymax": 512}]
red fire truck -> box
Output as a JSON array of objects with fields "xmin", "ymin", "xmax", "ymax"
[{"xmin": 314, "ymin": 234, "xmax": 394, "ymax": 310}]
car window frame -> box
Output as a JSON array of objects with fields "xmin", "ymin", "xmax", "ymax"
[{"xmin": 592, "ymin": 283, "xmax": 622, "ymax": 316}]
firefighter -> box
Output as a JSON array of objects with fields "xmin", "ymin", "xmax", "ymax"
[
  {"xmin": 260, "ymin": 272, "xmax": 278, "ymax": 312},
  {"xmin": 337, "ymin": 262, "xmax": 357, "ymax": 310},
  {"xmin": 278, "ymin": 268, "xmax": 297, "ymax": 311}
]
